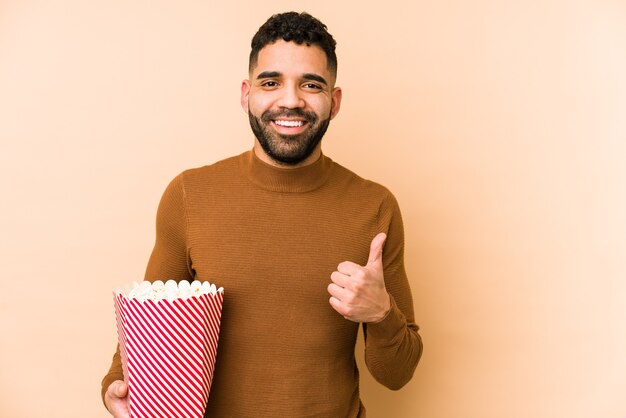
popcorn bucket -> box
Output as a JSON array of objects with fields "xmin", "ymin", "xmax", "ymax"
[{"xmin": 114, "ymin": 280, "xmax": 224, "ymax": 418}]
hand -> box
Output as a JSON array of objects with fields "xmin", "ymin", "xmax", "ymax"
[
  {"xmin": 104, "ymin": 380, "xmax": 130, "ymax": 418},
  {"xmin": 328, "ymin": 232, "xmax": 391, "ymax": 323}
]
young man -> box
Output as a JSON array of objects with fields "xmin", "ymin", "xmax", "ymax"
[{"xmin": 103, "ymin": 12, "xmax": 422, "ymax": 418}]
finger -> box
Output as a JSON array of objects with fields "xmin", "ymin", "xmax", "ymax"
[
  {"xmin": 337, "ymin": 260, "xmax": 361, "ymax": 275},
  {"xmin": 115, "ymin": 381, "xmax": 128, "ymax": 398},
  {"xmin": 330, "ymin": 270, "xmax": 350, "ymax": 287},
  {"xmin": 327, "ymin": 282, "xmax": 350, "ymax": 301},
  {"xmin": 107, "ymin": 380, "xmax": 127, "ymax": 399},
  {"xmin": 328, "ymin": 296, "xmax": 347, "ymax": 317},
  {"xmin": 367, "ymin": 232, "xmax": 387, "ymax": 267},
  {"xmin": 329, "ymin": 296, "xmax": 359, "ymax": 322}
]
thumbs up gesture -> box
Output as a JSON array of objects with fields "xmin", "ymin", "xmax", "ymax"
[{"xmin": 328, "ymin": 233, "xmax": 391, "ymax": 323}]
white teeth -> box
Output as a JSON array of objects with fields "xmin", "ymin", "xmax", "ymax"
[{"xmin": 274, "ymin": 120, "xmax": 304, "ymax": 127}]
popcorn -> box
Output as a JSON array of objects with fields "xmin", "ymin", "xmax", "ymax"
[
  {"xmin": 118, "ymin": 279, "xmax": 224, "ymax": 302},
  {"xmin": 113, "ymin": 279, "xmax": 224, "ymax": 418}
]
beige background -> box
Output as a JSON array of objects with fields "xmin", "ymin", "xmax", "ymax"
[{"xmin": 1, "ymin": 1, "xmax": 625, "ymax": 417}]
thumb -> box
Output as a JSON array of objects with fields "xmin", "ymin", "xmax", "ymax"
[
  {"xmin": 113, "ymin": 380, "xmax": 128, "ymax": 398},
  {"xmin": 367, "ymin": 232, "xmax": 387, "ymax": 268}
]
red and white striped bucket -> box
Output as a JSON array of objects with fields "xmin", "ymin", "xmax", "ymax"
[{"xmin": 114, "ymin": 288, "xmax": 224, "ymax": 418}]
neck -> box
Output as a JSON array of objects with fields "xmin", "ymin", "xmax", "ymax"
[
  {"xmin": 243, "ymin": 148, "xmax": 332, "ymax": 193},
  {"xmin": 253, "ymin": 141, "xmax": 322, "ymax": 169}
]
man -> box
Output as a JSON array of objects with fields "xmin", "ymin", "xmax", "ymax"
[{"xmin": 102, "ymin": 11, "xmax": 422, "ymax": 418}]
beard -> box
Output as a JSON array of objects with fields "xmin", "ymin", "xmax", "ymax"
[{"xmin": 248, "ymin": 107, "xmax": 331, "ymax": 165}]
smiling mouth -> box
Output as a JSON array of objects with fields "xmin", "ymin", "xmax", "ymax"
[{"xmin": 273, "ymin": 119, "xmax": 307, "ymax": 127}]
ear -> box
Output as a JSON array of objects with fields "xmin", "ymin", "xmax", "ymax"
[
  {"xmin": 330, "ymin": 86, "xmax": 342, "ymax": 120},
  {"xmin": 240, "ymin": 80, "xmax": 251, "ymax": 113}
]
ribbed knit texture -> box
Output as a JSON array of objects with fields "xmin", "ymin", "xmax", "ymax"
[{"xmin": 102, "ymin": 150, "xmax": 422, "ymax": 418}]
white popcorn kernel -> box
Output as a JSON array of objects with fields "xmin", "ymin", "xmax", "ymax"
[
  {"xmin": 201, "ymin": 282, "xmax": 211, "ymax": 293},
  {"xmin": 178, "ymin": 280, "xmax": 191, "ymax": 299},
  {"xmin": 190, "ymin": 280, "xmax": 202, "ymax": 296},
  {"xmin": 165, "ymin": 280, "xmax": 178, "ymax": 292},
  {"xmin": 125, "ymin": 281, "xmax": 139, "ymax": 298}
]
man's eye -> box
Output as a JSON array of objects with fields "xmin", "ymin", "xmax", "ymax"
[
  {"xmin": 262, "ymin": 81, "xmax": 278, "ymax": 87},
  {"xmin": 303, "ymin": 83, "xmax": 321, "ymax": 89}
]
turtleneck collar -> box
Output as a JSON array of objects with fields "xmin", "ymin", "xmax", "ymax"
[{"xmin": 240, "ymin": 149, "xmax": 333, "ymax": 193}]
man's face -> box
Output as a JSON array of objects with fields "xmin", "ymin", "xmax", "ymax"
[{"xmin": 241, "ymin": 40, "xmax": 342, "ymax": 166}]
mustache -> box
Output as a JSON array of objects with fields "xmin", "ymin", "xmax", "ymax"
[{"xmin": 261, "ymin": 109, "xmax": 317, "ymax": 123}]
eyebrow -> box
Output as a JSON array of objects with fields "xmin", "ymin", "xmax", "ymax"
[
  {"xmin": 255, "ymin": 71, "xmax": 329, "ymax": 86},
  {"xmin": 256, "ymin": 71, "xmax": 281, "ymax": 80},
  {"xmin": 302, "ymin": 73, "xmax": 328, "ymax": 86}
]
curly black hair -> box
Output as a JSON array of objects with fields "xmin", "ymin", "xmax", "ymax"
[{"xmin": 249, "ymin": 12, "xmax": 337, "ymax": 79}]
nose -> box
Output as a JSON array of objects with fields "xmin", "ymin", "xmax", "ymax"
[{"xmin": 276, "ymin": 83, "xmax": 305, "ymax": 109}]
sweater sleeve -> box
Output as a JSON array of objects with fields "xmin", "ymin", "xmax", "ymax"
[
  {"xmin": 101, "ymin": 173, "xmax": 193, "ymax": 404},
  {"xmin": 363, "ymin": 191, "xmax": 423, "ymax": 390}
]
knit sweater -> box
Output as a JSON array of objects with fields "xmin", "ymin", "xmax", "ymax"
[{"xmin": 102, "ymin": 150, "xmax": 422, "ymax": 418}]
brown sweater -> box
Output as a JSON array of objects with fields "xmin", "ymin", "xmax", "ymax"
[{"xmin": 102, "ymin": 150, "xmax": 422, "ymax": 417}]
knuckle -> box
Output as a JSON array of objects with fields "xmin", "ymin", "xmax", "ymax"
[
  {"xmin": 352, "ymin": 279, "xmax": 365, "ymax": 292},
  {"xmin": 354, "ymin": 268, "xmax": 367, "ymax": 280}
]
